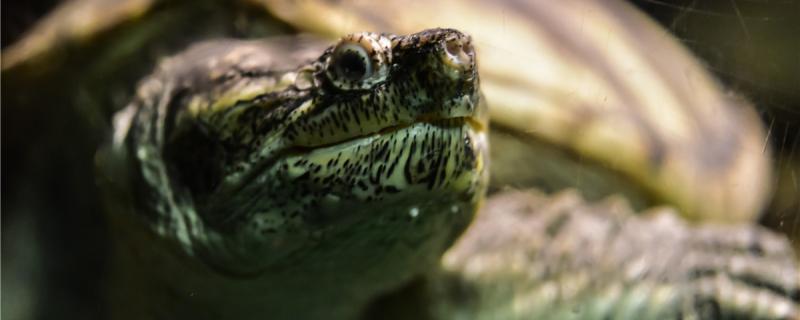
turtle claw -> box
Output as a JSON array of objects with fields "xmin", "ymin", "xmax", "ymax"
[
  {"xmin": 682, "ymin": 223, "xmax": 799, "ymax": 320},
  {"xmin": 437, "ymin": 189, "xmax": 799, "ymax": 320}
]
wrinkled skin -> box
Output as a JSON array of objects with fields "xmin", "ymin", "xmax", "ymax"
[{"xmin": 99, "ymin": 29, "xmax": 488, "ymax": 319}]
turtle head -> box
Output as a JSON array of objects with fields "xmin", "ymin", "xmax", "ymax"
[{"xmin": 111, "ymin": 28, "xmax": 487, "ymax": 283}]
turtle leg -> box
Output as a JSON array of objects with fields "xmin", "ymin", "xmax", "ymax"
[
  {"xmin": 433, "ymin": 189, "xmax": 799, "ymax": 320},
  {"xmin": 681, "ymin": 224, "xmax": 799, "ymax": 319}
]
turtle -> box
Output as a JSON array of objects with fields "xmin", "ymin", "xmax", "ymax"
[{"xmin": 2, "ymin": 1, "xmax": 797, "ymax": 320}]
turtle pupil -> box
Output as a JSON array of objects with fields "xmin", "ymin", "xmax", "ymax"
[{"xmin": 337, "ymin": 51, "xmax": 367, "ymax": 81}]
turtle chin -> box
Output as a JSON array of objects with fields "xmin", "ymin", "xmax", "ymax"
[
  {"xmin": 294, "ymin": 117, "xmax": 488, "ymax": 221},
  {"xmin": 198, "ymin": 117, "xmax": 487, "ymax": 276},
  {"xmin": 286, "ymin": 116, "xmax": 486, "ymax": 210}
]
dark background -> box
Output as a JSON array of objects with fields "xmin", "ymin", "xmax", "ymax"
[{"xmin": 634, "ymin": 0, "xmax": 800, "ymax": 154}]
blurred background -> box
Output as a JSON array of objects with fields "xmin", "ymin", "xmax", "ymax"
[{"xmin": 632, "ymin": 0, "xmax": 800, "ymax": 243}]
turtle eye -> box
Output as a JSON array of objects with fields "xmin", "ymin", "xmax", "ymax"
[
  {"xmin": 325, "ymin": 33, "xmax": 390, "ymax": 90},
  {"xmin": 327, "ymin": 43, "xmax": 373, "ymax": 89},
  {"xmin": 331, "ymin": 44, "xmax": 372, "ymax": 82}
]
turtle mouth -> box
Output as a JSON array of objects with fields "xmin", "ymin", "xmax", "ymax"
[
  {"xmin": 292, "ymin": 115, "xmax": 485, "ymax": 152},
  {"xmin": 278, "ymin": 114, "xmax": 486, "ymax": 196},
  {"xmin": 286, "ymin": 87, "xmax": 484, "ymax": 151},
  {"xmin": 386, "ymin": 115, "xmax": 486, "ymax": 134}
]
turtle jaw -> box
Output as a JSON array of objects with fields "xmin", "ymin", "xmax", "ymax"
[
  {"xmin": 263, "ymin": 82, "xmax": 488, "ymax": 221},
  {"xmin": 195, "ymin": 113, "xmax": 487, "ymax": 274},
  {"xmin": 286, "ymin": 116, "xmax": 487, "ymax": 200},
  {"xmin": 186, "ymin": 118, "xmax": 488, "ymax": 316}
]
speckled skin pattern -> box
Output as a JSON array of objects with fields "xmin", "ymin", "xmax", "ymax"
[{"xmin": 101, "ymin": 29, "xmax": 487, "ymax": 319}]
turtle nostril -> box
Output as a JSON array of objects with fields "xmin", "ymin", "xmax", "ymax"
[
  {"xmin": 445, "ymin": 40, "xmax": 462, "ymax": 57},
  {"xmin": 443, "ymin": 38, "xmax": 473, "ymax": 69},
  {"xmin": 462, "ymin": 43, "xmax": 473, "ymax": 56}
]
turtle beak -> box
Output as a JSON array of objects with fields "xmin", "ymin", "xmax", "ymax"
[{"xmin": 440, "ymin": 33, "xmax": 484, "ymax": 133}]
